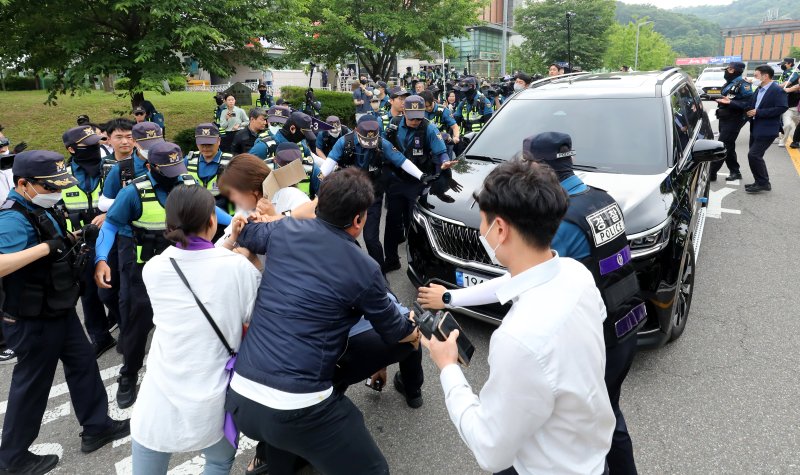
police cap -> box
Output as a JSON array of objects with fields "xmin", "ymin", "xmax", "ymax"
[
  {"xmin": 288, "ymin": 111, "xmax": 318, "ymax": 144},
  {"xmin": 455, "ymin": 77, "xmax": 478, "ymax": 92},
  {"xmin": 195, "ymin": 123, "xmax": 220, "ymax": 145},
  {"xmin": 403, "ymin": 96, "xmax": 426, "ymax": 119},
  {"xmin": 728, "ymin": 61, "xmax": 746, "ymax": 73},
  {"xmin": 356, "ymin": 116, "xmax": 381, "ymax": 149},
  {"xmin": 148, "ymin": 142, "xmax": 187, "ymax": 178},
  {"xmin": 268, "ymin": 105, "xmax": 291, "ymax": 124},
  {"xmin": 523, "ymin": 132, "xmax": 576, "ymax": 163},
  {"xmin": 62, "ymin": 125, "xmax": 102, "ymax": 148},
  {"xmin": 389, "ymin": 86, "xmax": 410, "ymax": 99},
  {"xmin": 12, "ymin": 150, "xmax": 78, "ymax": 189},
  {"xmin": 274, "ymin": 142, "xmax": 303, "ymax": 167},
  {"xmin": 132, "ymin": 122, "xmax": 165, "ymax": 150}
]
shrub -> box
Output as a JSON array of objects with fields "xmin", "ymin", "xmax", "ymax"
[
  {"xmin": 172, "ymin": 127, "xmax": 197, "ymax": 154},
  {"xmin": 4, "ymin": 76, "xmax": 37, "ymax": 91},
  {"xmin": 280, "ymin": 86, "xmax": 356, "ymax": 128},
  {"xmin": 114, "ymin": 75, "xmax": 187, "ymax": 92}
]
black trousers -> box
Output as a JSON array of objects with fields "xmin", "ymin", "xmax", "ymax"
[
  {"xmin": 80, "ymin": 249, "xmax": 118, "ymax": 346},
  {"xmin": 605, "ymin": 336, "xmax": 638, "ymax": 475},
  {"xmin": 710, "ymin": 116, "xmax": 746, "ymax": 177},
  {"xmin": 747, "ymin": 134, "xmax": 777, "ymax": 186},
  {"xmin": 116, "ymin": 236, "xmax": 154, "ymax": 377},
  {"xmin": 384, "ymin": 180, "xmax": 423, "ymax": 265},
  {"xmin": 333, "ymin": 329, "xmax": 423, "ymax": 393},
  {"xmin": 227, "ymin": 390, "xmax": 389, "ymax": 475},
  {"xmin": 0, "ymin": 310, "xmax": 111, "ymax": 469},
  {"xmin": 363, "ymin": 193, "xmax": 386, "ymax": 269}
]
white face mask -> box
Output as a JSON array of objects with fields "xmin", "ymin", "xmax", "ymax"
[
  {"xmin": 25, "ymin": 185, "xmax": 63, "ymax": 209},
  {"xmin": 329, "ymin": 128, "xmax": 341, "ymax": 138},
  {"xmin": 0, "ymin": 150, "xmax": 9, "ymax": 157},
  {"xmin": 478, "ymin": 220, "xmax": 501, "ymax": 265},
  {"xmin": 513, "ymin": 82, "xmax": 524, "ymax": 91},
  {"xmin": 269, "ymin": 125, "xmax": 282, "ymax": 136}
]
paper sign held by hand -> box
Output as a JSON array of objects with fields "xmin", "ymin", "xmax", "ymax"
[{"xmin": 262, "ymin": 159, "xmax": 307, "ymax": 201}]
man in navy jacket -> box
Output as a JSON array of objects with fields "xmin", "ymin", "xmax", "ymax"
[{"xmin": 719, "ymin": 64, "xmax": 788, "ymax": 193}]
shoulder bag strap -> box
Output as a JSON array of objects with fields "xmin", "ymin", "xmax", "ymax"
[{"xmin": 169, "ymin": 257, "xmax": 236, "ymax": 356}]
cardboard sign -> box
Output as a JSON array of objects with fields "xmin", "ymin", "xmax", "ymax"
[{"xmin": 262, "ymin": 159, "xmax": 307, "ymax": 201}]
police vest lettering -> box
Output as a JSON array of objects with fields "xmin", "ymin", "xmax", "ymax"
[
  {"xmin": 0, "ymin": 202, "xmax": 81, "ymax": 319},
  {"xmin": 185, "ymin": 151, "xmax": 233, "ymax": 195},
  {"xmin": 62, "ymin": 166, "xmax": 103, "ymax": 231},
  {"xmin": 130, "ymin": 174, "xmax": 197, "ymax": 263},
  {"xmin": 562, "ymin": 186, "xmax": 647, "ymax": 347},
  {"xmin": 340, "ymin": 132, "xmax": 385, "ymax": 180},
  {"xmin": 385, "ymin": 116, "xmax": 433, "ymax": 173}
]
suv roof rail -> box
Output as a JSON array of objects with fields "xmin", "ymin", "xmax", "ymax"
[
  {"xmin": 528, "ymin": 71, "xmax": 590, "ymax": 89},
  {"xmin": 655, "ymin": 68, "xmax": 684, "ymax": 97}
]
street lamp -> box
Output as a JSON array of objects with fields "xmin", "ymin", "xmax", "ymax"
[
  {"xmin": 466, "ymin": 27, "xmax": 475, "ymax": 76},
  {"xmin": 566, "ymin": 12, "xmax": 576, "ymax": 72},
  {"xmin": 501, "ymin": 0, "xmax": 508, "ymax": 76},
  {"xmin": 635, "ymin": 20, "xmax": 654, "ymax": 71}
]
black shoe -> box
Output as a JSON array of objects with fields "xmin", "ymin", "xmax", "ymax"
[
  {"xmin": 0, "ymin": 348, "xmax": 17, "ymax": 366},
  {"xmin": 116, "ymin": 375, "xmax": 137, "ymax": 409},
  {"xmin": 791, "ymin": 142, "xmax": 800, "ymax": 149},
  {"xmin": 93, "ymin": 337, "xmax": 117, "ymax": 359},
  {"xmin": 0, "ymin": 453, "xmax": 58, "ymax": 475},
  {"xmin": 709, "ymin": 174, "xmax": 717, "ymax": 182},
  {"xmin": 725, "ymin": 172, "xmax": 742, "ymax": 181},
  {"xmin": 80, "ymin": 419, "xmax": 130, "ymax": 453},
  {"xmin": 745, "ymin": 183, "xmax": 771, "ymax": 193},
  {"xmin": 393, "ymin": 372, "xmax": 423, "ymax": 409},
  {"xmin": 382, "ymin": 260, "xmax": 402, "ymax": 273}
]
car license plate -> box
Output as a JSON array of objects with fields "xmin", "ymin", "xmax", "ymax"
[
  {"xmin": 456, "ymin": 270, "xmax": 487, "ymax": 288},
  {"xmin": 707, "ymin": 89, "xmax": 720, "ymax": 95}
]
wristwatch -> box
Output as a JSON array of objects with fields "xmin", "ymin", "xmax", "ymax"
[{"xmin": 442, "ymin": 292, "xmax": 452, "ymax": 306}]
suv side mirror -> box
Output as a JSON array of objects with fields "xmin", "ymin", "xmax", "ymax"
[
  {"xmin": 692, "ymin": 139, "xmax": 726, "ymax": 162},
  {"xmin": 461, "ymin": 132, "xmax": 477, "ymax": 147}
]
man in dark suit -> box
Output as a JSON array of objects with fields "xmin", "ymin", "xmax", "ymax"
[{"xmin": 718, "ymin": 64, "xmax": 788, "ymax": 193}]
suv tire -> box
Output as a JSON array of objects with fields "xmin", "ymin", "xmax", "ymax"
[{"xmin": 668, "ymin": 240, "xmax": 695, "ymax": 342}]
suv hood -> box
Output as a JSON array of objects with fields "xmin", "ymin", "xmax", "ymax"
[{"xmin": 421, "ymin": 159, "xmax": 672, "ymax": 235}]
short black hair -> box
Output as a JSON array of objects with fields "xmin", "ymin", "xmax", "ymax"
[
  {"xmin": 317, "ymin": 168, "xmax": 375, "ymax": 228},
  {"xmin": 755, "ymin": 65, "xmax": 775, "ymax": 78},
  {"xmin": 164, "ymin": 185, "xmax": 216, "ymax": 248},
  {"xmin": 515, "ymin": 72, "xmax": 532, "ymax": 85},
  {"xmin": 473, "ymin": 160, "xmax": 568, "ymax": 249},
  {"xmin": 105, "ymin": 118, "xmax": 134, "ymax": 135},
  {"xmin": 249, "ymin": 107, "xmax": 266, "ymax": 119},
  {"xmin": 419, "ymin": 90, "xmax": 435, "ymax": 105},
  {"xmin": 223, "ymin": 93, "xmax": 235, "ymax": 100}
]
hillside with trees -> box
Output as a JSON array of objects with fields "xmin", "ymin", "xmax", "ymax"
[
  {"xmin": 616, "ymin": 2, "xmax": 723, "ymax": 57},
  {"xmin": 676, "ymin": 0, "xmax": 800, "ymax": 28}
]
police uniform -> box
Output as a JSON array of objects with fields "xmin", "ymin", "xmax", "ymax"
[
  {"xmin": 315, "ymin": 116, "xmax": 351, "ymax": 157},
  {"xmin": 453, "ymin": 77, "xmax": 494, "ymax": 134},
  {"xmin": 95, "ymin": 142, "xmax": 232, "ymax": 409},
  {"xmin": 61, "ymin": 126, "xmax": 118, "ymax": 354},
  {"xmin": 425, "ymin": 102, "xmax": 458, "ymax": 159},
  {"xmin": 0, "ymin": 151, "xmax": 128, "ymax": 474},
  {"xmin": 324, "ymin": 117, "xmax": 426, "ymax": 269},
  {"xmin": 383, "ymin": 96, "xmax": 448, "ymax": 270},
  {"xmin": 526, "ymin": 132, "xmax": 644, "ymax": 474},
  {"xmin": 184, "ymin": 123, "xmax": 234, "ymax": 212},
  {"xmin": 711, "ymin": 62, "xmax": 754, "ymax": 181}
]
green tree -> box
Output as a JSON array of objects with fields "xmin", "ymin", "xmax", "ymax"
[
  {"xmin": 603, "ymin": 22, "xmax": 677, "ymax": 71},
  {"xmin": 280, "ymin": 0, "xmax": 485, "ymax": 80},
  {"xmin": 514, "ymin": 0, "xmax": 616, "ymax": 73},
  {"xmin": 0, "ymin": 0, "xmax": 303, "ymax": 105},
  {"xmin": 616, "ymin": 2, "xmax": 722, "ymax": 57}
]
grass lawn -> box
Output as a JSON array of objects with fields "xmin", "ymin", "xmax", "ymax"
[{"xmin": 0, "ymin": 90, "xmax": 259, "ymax": 153}]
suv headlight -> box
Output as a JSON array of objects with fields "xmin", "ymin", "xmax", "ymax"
[{"xmin": 628, "ymin": 220, "xmax": 671, "ymax": 258}]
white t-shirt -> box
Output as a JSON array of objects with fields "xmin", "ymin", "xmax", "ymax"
[
  {"xmin": 0, "ymin": 169, "xmax": 13, "ymax": 203},
  {"xmin": 132, "ymin": 246, "xmax": 261, "ymax": 453},
  {"xmin": 272, "ymin": 186, "xmax": 310, "ymax": 214}
]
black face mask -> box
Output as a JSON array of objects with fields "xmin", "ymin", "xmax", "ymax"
[
  {"xmin": 782, "ymin": 64, "xmax": 789, "ymax": 71},
  {"xmin": 151, "ymin": 169, "xmax": 178, "ymax": 191},
  {"xmin": 73, "ymin": 145, "xmax": 102, "ymax": 177},
  {"xmin": 465, "ymin": 89, "xmax": 477, "ymax": 98},
  {"xmin": 282, "ymin": 125, "xmax": 304, "ymax": 143},
  {"xmin": 724, "ymin": 71, "xmax": 739, "ymax": 82}
]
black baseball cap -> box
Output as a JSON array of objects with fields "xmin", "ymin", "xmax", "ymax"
[
  {"xmin": 147, "ymin": 142, "xmax": 187, "ymax": 178},
  {"xmin": 195, "ymin": 123, "xmax": 220, "ymax": 145},
  {"xmin": 133, "ymin": 106, "xmax": 146, "ymax": 115},
  {"xmin": 132, "ymin": 122, "xmax": 165, "ymax": 150},
  {"xmin": 274, "ymin": 142, "xmax": 303, "ymax": 166},
  {"xmin": 389, "ymin": 86, "xmax": 410, "ymax": 99},
  {"xmin": 288, "ymin": 111, "xmax": 317, "ymax": 143},
  {"xmin": 377, "ymin": 81, "xmax": 388, "ymax": 91},
  {"xmin": 12, "ymin": 150, "xmax": 78, "ymax": 189},
  {"xmin": 456, "ymin": 77, "xmax": 478, "ymax": 92},
  {"xmin": 62, "ymin": 126, "xmax": 102, "ymax": 148},
  {"xmin": 523, "ymin": 132, "xmax": 576, "ymax": 162},
  {"xmin": 404, "ymin": 96, "xmax": 426, "ymax": 120},
  {"xmin": 356, "ymin": 116, "xmax": 381, "ymax": 149}
]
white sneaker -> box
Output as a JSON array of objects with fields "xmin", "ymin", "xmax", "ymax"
[
  {"xmin": 779, "ymin": 141, "xmax": 786, "ymax": 147},
  {"xmin": 0, "ymin": 348, "xmax": 17, "ymax": 365}
]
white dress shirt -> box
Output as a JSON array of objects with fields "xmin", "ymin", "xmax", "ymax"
[{"xmin": 439, "ymin": 254, "xmax": 615, "ymax": 474}]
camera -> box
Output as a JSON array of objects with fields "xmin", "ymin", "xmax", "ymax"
[
  {"xmin": 304, "ymin": 88, "xmax": 322, "ymax": 117},
  {"xmin": 413, "ymin": 302, "xmax": 475, "ymax": 366}
]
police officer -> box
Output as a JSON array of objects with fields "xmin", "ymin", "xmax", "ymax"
[
  {"xmin": 711, "ymin": 61, "xmax": 754, "ymax": 182},
  {"xmin": 420, "ymin": 90, "xmax": 460, "ymax": 159},
  {"xmin": 383, "ymin": 95, "xmax": 451, "ymax": 273},
  {"xmin": 248, "ymin": 105, "xmax": 291, "ymax": 160},
  {"xmin": 184, "ymin": 123, "xmax": 234, "ymax": 212},
  {"xmin": 453, "ymin": 76, "xmax": 494, "ymax": 140},
  {"xmin": 320, "ymin": 115, "xmax": 432, "ymax": 269},
  {"xmin": 418, "ymin": 132, "xmax": 646, "ymax": 475},
  {"xmin": 365, "ymin": 96, "xmax": 389, "ymax": 134},
  {"xmin": 315, "ymin": 116, "xmax": 351, "ymax": 159},
  {"xmin": 61, "ymin": 126, "xmax": 119, "ymax": 357},
  {"xmin": 0, "ymin": 151, "xmax": 130, "ymax": 475},
  {"xmin": 382, "ymin": 86, "xmax": 410, "ymax": 132},
  {"xmin": 93, "ymin": 142, "xmax": 233, "ymax": 408}
]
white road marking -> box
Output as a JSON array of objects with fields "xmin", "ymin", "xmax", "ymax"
[
  {"xmin": 707, "ymin": 187, "xmax": 741, "ymax": 219},
  {"xmin": 166, "ymin": 436, "xmax": 258, "ymax": 474},
  {"xmin": 30, "ymin": 443, "xmax": 63, "ymax": 459},
  {"xmin": 41, "ymin": 402, "xmax": 71, "ymax": 425},
  {"xmin": 115, "ymin": 455, "xmax": 133, "ymax": 475},
  {"xmin": 113, "ymin": 435, "xmax": 131, "ymax": 449}
]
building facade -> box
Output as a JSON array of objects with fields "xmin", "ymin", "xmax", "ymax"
[
  {"xmin": 447, "ymin": 0, "xmax": 518, "ymax": 79},
  {"xmin": 722, "ymin": 20, "xmax": 800, "ymax": 63}
]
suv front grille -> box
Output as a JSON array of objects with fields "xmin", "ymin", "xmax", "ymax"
[{"xmin": 427, "ymin": 215, "xmax": 494, "ymax": 266}]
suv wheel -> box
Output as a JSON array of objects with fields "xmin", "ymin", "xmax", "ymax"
[{"xmin": 668, "ymin": 240, "xmax": 695, "ymax": 342}]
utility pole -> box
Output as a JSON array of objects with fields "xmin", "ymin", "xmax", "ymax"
[
  {"xmin": 635, "ymin": 20, "xmax": 654, "ymax": 70},
  {"xmin": 566, "ymin": 12, "xmax": 576, "ymax": 72},
  {"xmin": 501, "ymin": 0, "xmax": 508, "ymax": 76}
]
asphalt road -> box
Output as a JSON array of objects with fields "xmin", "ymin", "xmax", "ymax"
[{"xmin": 2, "ymin": 101, "xmax": 800, "ymax": 474}]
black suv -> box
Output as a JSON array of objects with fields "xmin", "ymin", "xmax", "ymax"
[{"xmin": 407, "ymin": 69, "xmax": 724, "ymax": 348}]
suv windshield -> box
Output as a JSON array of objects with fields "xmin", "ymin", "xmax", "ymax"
[
  {"xmin": 699, "ymin": 71, "xmax": 724, "ymax": 81},
  {"xmin": 467, "ymin": 97, "xmax": 669, "ymax": 174}
]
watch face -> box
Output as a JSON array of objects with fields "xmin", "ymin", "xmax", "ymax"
[{"xmin": 442, "ymin": 292, "xmax": 451, "ymax": 304}]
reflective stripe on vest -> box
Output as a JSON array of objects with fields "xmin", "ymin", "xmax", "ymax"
[
  {"xmin": 131, "ymin": 175, "xmax": 197, "ymax": 263},
  {"xmin": 185, "ymin": 152, "xmax": 232, "ymax": 196}
]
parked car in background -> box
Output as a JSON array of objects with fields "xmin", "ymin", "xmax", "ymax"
[
  {"xmin": 407, "ymin": 69, "xmax": 725, "ymax": 348},
  {"xmin": 695, "ymin": 67, "xmax": 727, "ymax": 100}
]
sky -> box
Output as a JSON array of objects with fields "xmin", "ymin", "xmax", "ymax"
[{"xmin": 617, "ymin": 0, "xmax": 733, "ymax": 8}]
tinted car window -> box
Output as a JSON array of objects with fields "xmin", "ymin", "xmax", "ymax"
[
  {"xmin": 671, "ymin": 86, "xmax": 701, "ymax": 155},
  {"xmin": 467, "ymin": 97, "xmax": 669, "ymax": 175}
]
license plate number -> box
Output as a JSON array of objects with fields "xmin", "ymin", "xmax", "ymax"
[
  {"xmin": 707, "ymin": 89, "xmax": 720, "ymax": 94},
  {"xmin": 456, "ymin": 270, "xmax": 486, "ymax": 288}
]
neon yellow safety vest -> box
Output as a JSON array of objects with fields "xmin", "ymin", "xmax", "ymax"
[
  {"xmin": 62, "ymin": 167, "xmax": 103, "ymax": 232},
  {"xmin": 130, "ymin": 174, "xmax": 197, "ymax": 263},
  {"xmin": 185, "ymin": 151, "xmax": 233, "ymax": 196},
  {"xmin": 459, "ymin": 94, "xmax": 489, "ymax": 133}
]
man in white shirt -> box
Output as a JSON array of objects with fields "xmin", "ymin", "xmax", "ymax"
[{"xmin": 422, "ymin": 160, "xmax": 615, "ymax": 475}]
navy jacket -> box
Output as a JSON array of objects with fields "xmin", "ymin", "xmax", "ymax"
[
  {"xmin": 731, "ymin": 81, "xmax": 788, "ymax": 137},
  {"xmin": 234, "ymin": 218, "xmax": 415, "ymax": 393}
]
